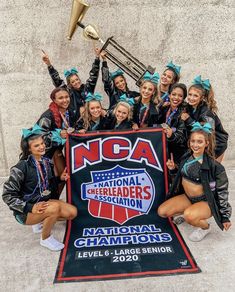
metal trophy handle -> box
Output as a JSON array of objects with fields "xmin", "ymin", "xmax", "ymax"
[{"xmin": 67, "ymin": 0, "xmax": 155, "ymax": 86}]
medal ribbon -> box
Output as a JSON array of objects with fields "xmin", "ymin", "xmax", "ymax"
[
  {"xmin": 60, "ymin": 111, "xmax": 70, "ymax": 129},
  {"xmin": 32, "ymin": 157, "xmax": 49, "ymax": 195},
  {"xmin": 139, "ymin": 104, "xmax": 149, "ymax": 127},
  {"xmin": 165, "ymin": 107, "xmax": 178, "ymax": 125}
]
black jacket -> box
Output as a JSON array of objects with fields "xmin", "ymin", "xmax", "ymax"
[
  {"xmin": 185, "ymin": 102, "xmax": 228, "ymax": 157},
  {"xmin": 75, "ymin": 116, "xmax": 109, "ymax": 132},
  {"xmin": 157, "ymin": 105, "xmax": 188, "ymax": 164},
  {"xmin": 133, "ymin": 101, "xmax": 160, "ymax": 128},
  {"xmin": 47, "ymin": 57, "xmax": 100, "ymax": 121},
  {"xmin": 36, "ymin": 109, "xmax": 75, "ymax": 158},
  {"xmin": 105, "ymin": 115, "xmax": 133, "ymax": 130},
  {"xmin": 2, "ymin": 156, "xmax": 60, "ymax": 216},
  {"xmin": 167, "ymin": 152, "xmax": 232, "ymax": 230},
  {"xmin": 102, "ymin": 61, "xmax": 139, "ymax": 109}
]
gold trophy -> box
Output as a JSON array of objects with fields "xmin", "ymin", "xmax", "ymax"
[{"xmin": 67, "ymin": 0, "xmax": 155, "ymax": 85}]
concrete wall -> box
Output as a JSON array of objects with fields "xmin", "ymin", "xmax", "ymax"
[{"xmin": 0, "ymin": 0, "xmax": 234, "ymax": 175}]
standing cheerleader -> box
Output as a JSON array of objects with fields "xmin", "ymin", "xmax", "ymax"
[
  {"xmin": 158, "ymin": 123, "xmax": 231, "ymax": 241},
  {"xmin": 156, "ymin": 83, "xmax": 188, "ymax": 164},
  {"xmin": 181, "ymin": 76, "xmax": 228, "ymax": 162},
  {"xmin": 75, "ymin": 92, "xmax": 108, "ymax": 133},
  {"xmin": 2, "ymin": 129, "xmax": 77, "ymax": 251},
  {"xmin": 133, "ymin": 72, "xmax": 160, "ymax": 128},
  {"xmin": 159, "ymin": 61, "xmax": 181, "ymax": 101},
  {"xmin": 101, "ymin": 53, "xmax": 139, "ymax": 109},
  {"xmin": 42, "ymin": 48, "xmax": 101, "ymax": 121}
]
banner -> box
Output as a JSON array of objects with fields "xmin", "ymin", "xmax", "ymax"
[{"xmin": 55, "ymin": 129, "xmax": 200, "ymax": 283}]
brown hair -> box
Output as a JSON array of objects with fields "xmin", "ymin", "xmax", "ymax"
[
  {"xmin": 188, "ymin": 129, "xmax": 215, "ymax": 158},
  {"xmin": 188, "ymin": 84, "xmax": 218, "ymax": 113}
]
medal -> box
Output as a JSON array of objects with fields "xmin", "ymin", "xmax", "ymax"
[
  {"xmin": 41, "ymin": 190, "xmax": 51, "ymax": 197},
  {"xmin": 67, "ymin": 127, "xmax": 75, "ymax": 134}
]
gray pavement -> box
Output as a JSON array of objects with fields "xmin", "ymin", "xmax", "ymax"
[{"xmin": 0, "ymin": 164, "xmax": 235, "ymax": 292}]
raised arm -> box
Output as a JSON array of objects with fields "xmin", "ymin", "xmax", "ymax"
[{"xmin": 42, "ymin": 51, "xmax": 66, "ymax": 88}]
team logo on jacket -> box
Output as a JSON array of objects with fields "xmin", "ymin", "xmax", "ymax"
[{"xmin": 81, "ymin": 165, "xmax": 155, "ymax": 224}]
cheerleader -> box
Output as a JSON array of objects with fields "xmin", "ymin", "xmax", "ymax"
[
  {"xmin": 158, "ymin": 122, "xmax": 231, "ymax": 241},
  {"xmin": 132, "ymin": 72, "xmax": 160, "ymax": 128},
  {"xmin": 159, "ymin": 61, "xmax": 181, "ymax": 101},
  {"xmin": 181, "ymin": 76, "xmax": 228, "ymax": 162},
  {"xmin": 106, "ymin": 94, "xmax": 135, "ymax": 130},
  {"xmin": 37, "ymin": 88, "xmax": 75, "ymax": 187},
  {"xmin": 157, "ymin": 83, "xmax": 188, "ymax": 164},
  {"xmin": 101, "ymin": 53, "xmax": 139, "ymax": 109},
  {"xmin": 2, "ymin": 128, "xmax": 77, "ymax": 251},
  {"xmin": 42, "ymin": 48, "xmax": 101, "ymax": 121},
  {"xmin": 75, "ymin": 92, "xmax": 108, "ymax": 133}
]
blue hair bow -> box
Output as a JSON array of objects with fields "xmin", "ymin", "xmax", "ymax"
[
  {"xmin": 64, "ymin": 67, "xmax": 78, "ymax": 78},
  {"xmin": 22, "ymin": 124, "xmax": 44, "ymax": 139},
  {"xmin": 51, "ymin": 129, "xmax": 66, "ymax": 145},
  {"xmin": 193, "ymin": 75, "xmax": 211, "ymax": 91},
  {"xmin": 85, "ymin": 92, "xmax": 103, "ymax": 102},
  {"xmin": 166, "ymin": 61, "xmax": 181, "ymax": 76},
  {"xmin": 191, "ymin": 122, "xmax": 212, "ymax": 134},
  {"xmin": 143, "ymin": 72, "xmax": 160, "ymax": 84},
  {"xmin": 119, "ymin": 94, "xmax": 135, "ymax": 106},
  {"xmin": 111, "ymin": 69, "xmax": 124, "ymax": 80}
]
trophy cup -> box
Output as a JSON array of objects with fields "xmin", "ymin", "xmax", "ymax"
[{"xmin": 67, "ymin": 0, "xmax": 155, "ymax": 86}]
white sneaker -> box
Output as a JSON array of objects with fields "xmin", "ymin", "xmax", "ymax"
[
  {"xmin": 188, "ymin": 225, "xmax": 211, "ymax": 242},
  {"xmin": 32, "ymin": 223, "xmax": 43, "ymax": 234},
  {"xmin": 40, "ymin": 235, "xmax": 64, "ymax": 251}
]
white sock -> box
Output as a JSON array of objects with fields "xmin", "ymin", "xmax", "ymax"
[{"xmin": 40, "ymin": 234, "xmax": 64, "ymax": 251}]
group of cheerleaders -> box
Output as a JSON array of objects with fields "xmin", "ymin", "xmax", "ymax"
[{"xmin": 2, "ymin": 48, "xmax": 232, "ymax": 251}]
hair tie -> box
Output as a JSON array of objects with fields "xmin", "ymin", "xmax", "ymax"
[
  {"xmin": 166, "ymin": 61, "xmax": 181, "ymax": 75},
  {"xmin": 85, "ymin": 92, "xmax": 103, "ymax": 102},
  {"xmin": 143, "ymin": 72, "xmax": 160, "ymax": 85},
  {"xmin": 191, "ymin": 122, "xmax": 212, "ymax": 134},
  {"xmin": 64, "ymin": 67, "xmax": 78, "ymax": 78},
  {"xmin": 192, "ymin": 75, "xmax": 211, "ymax": 91},
  {"xmin": 22, "ymin": 124, "xmax": 44, "ymax": 139}
]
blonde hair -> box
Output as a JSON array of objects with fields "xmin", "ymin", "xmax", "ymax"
[
  {"xmin": 113, "ymin": 101, "xmax": 132, "ymax": 121},
  {"xmin": 139, "ymin": 80, "xmax": 161, "ymax": 105},
  {"xmin": 81, "ymin": 100, "xmax": 102, "ymax": 130}
]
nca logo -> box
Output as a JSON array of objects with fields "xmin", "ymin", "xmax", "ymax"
[
  {"xmin": 71, "ymin": 136, "xmax": 163, "ymax": 173},
  {"xmin": 81, "ymin": 165, "xmax": 155, "ymax": 224}
]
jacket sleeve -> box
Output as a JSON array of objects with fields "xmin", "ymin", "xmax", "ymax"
[
  {"xmin": 47, "ymin": 65, "xmax": 67, "ymax": 88},
  {"xmin": 167, "ymin": 119, "xmax": 187, "ymax": 146},
  {"xmin": 2, "ymin": 165, "xmax": 34, "ymax": 214},
  {"xmin": 83, "ymin": 57, "xmax": 100, "ymax": 94},
  {"xmin": 215, "ymin": 165, "xmax": 232, "ymax": 222},
  {"xmin": 102, "ymin": 61, "xmax": 114, "ymax": 98}
]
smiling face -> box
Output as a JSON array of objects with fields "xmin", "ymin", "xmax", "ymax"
[
  {"xmin": 115, "ymin": 104, "xmax": 129, "ymax": 123},
  {"xmin": 160, "ymin": 69, "xmax": 175, "ymax": 86},
  {"xmin": 53, "ymin": 90, "xmax": 70, "ymax": 111},
  {"xmin": 114, "ymin": 76, "xmax": 127, "ymax": 91},
  {"xmin": 189, "ymin": 132, "xmax": 209, "ymax": 157},
  {"xmin": 140, "ymin": 81, "xmax": 155, "ymax": 102},
  {"xmin": 89, "ymin": 100, "xmax": 102, "ymax": 120},
  {"xmin": 187, "ymin": 87, "xmax": 204, "ymax": 108},
  {"xmin": 29, "ymin": 136, "xmax": 45, "ymax": 160},
  {"xmin": 68, "ymin": 74, "xmax": 81, "ymax": 90},
  {"xmin": 169, "ymin": 87, "xmax": 184, "ymax": 109}
]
